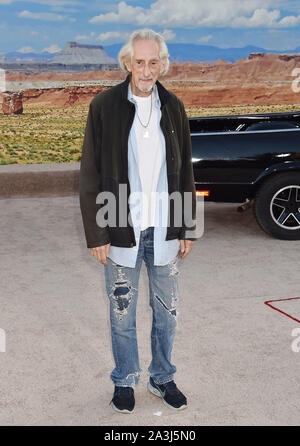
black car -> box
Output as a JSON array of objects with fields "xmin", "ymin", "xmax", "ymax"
[{"xmin": 190, "ymin": 110, "xmax": 300, "ymax": 240}]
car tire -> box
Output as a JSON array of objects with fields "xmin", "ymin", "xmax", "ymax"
[{"xmin": 254, "ymin": 172, "xmax": 300, "ymax": 240}]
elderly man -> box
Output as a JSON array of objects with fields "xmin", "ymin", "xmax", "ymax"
[{"xmin": 79, "ymin": 28, "xmax": 197, "ymax": 413}]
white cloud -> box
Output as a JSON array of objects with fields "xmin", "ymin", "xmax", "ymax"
[
  {"xmin": 18, "ymin": 10, "xmax": 63, "ymax": 21},
  {"xmin": 278, "ymin": 14, "xmax": 300, "ymax": 26},
  {"xmin": 161, "ymin": 29, "xmax": 175, "ymax": 41},
  {"xmin": 198, "ymin": 34, "xmax": 213, "ymax": 43},
  {"xmin": 231, "ymin": 8, "xmax": 281, "ymax": 27},
  {"xmin": 17, "ymin": 46, "xmax": 35, "ymax": 53},
  {"xmin": 97, "ymin": 31, "xmax": 130, "ymax": 42},
  {"xmin": 74, "ymin": 29, "xmax": 173, "ymax": 44},
  {"xmin": 88, "ymin": 0, "xmax": 300, "ymax": 28},
  {"xmin": 89, "ymin": 1, "xmax": 144, "ymax": 24},
  {"xmin": 42, "ymin": 44, "xmax": 61, "ymax": 53}
]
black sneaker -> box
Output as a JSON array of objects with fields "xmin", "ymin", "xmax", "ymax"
[
  {"xmin": 110, "ymin": 386, "xmax": 135, "ymax": 414},
  {"xmin": 148, "ymin": 377, "xmax": 187, "ymax": 410}
]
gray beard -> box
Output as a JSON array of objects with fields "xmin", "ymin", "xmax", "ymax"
[{"xmin": 139, "ymin": 82, "xmax": 154, "ymax": 93}]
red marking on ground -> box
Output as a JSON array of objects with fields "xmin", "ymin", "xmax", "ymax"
[{"xmin": 264, "ymin": 297, "xmax": 300, "ymax": 324}]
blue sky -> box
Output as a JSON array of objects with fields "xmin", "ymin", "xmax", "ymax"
[{"xmin": 1, "ymin": 0, "xmax": 300, "ymax": 54}]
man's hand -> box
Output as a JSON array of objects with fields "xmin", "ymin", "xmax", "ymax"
[
  {"xmin": 90, "ymin": 243, "xmax": 111, "ymax": 265},
  {"xmin": 179, "ymin": 239, "xmax": 194, "ymax": 259}
]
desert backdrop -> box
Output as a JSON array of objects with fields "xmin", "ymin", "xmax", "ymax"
[
  {"xmin": 1, "ymin": 52, "xmax": 300, "ymax": 164},
  {"xmin": 1, "ymin": 53, "xmax": 300, "ymax": 111}
]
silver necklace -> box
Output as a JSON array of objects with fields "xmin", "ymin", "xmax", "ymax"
[{"xmin": 136, "ymin": 92, "xmax": 152, "ymax": 139}]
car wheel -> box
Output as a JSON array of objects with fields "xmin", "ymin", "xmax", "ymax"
[{"xmin": 254, "ymin": 173, "xmax": 300, "ymax": 240}]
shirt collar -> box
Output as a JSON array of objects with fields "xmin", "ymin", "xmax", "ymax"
[{"xmin": 128, "ymin": 81, "xmax": 160, "ymax": 109}]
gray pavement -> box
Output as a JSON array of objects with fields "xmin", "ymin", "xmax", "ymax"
[{"xmin": 0, "ymin": 195, "xmax": 300, "ymax": 426}]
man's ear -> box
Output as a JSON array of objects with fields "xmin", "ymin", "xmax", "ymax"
[{"xmin": 124, "ymin": 57, "xmax": 132, "ymax": 73}]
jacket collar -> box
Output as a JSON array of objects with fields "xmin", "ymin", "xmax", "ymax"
[{"xmin": 120, "ymin": 73, "xmax": 170, "ymax": 108}]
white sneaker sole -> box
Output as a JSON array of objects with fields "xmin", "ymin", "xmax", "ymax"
[
  {"xmin": 147, "ymin": 382, "xmax": 187, "ymax": 411},
  {"xmin": 110, "ymin": 400, "xmax": 134, "ymax": 414}
]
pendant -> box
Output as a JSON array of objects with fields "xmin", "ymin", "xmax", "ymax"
[{"xmin": 143, "ymin": 128, "xmax": 150, "ymax": 138}]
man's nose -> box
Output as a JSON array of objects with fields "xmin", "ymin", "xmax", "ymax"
[{"xmin": 143, "ymin": 63, "xmax": 151, "ymax": 77}]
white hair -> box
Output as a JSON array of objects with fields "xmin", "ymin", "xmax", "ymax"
[{"xmin": 118, "ymin": 28, "xmax": 170, "ymax": 77}]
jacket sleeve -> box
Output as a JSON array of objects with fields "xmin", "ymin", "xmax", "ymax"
[
  {"xmin": 79, "ymin": 99, "xmax": 111, "ymax": 248},
  {"xmin": 178, "ymin": 100, "xmax": 198, "ymax": 241}
]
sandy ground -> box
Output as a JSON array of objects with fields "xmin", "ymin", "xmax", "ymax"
[{"xmin": 0, "ymin": 196, "xmax": 300, "ymax": 426}]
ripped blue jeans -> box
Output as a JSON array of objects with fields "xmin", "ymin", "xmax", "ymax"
[{"xmin": 104, "ymin": 226, "xmax": 180, "ymax": 388}]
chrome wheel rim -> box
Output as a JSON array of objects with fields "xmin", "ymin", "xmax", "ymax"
[{"xmin": 270, "ymin": 185, "xmax": 300, "ymax": 230}]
